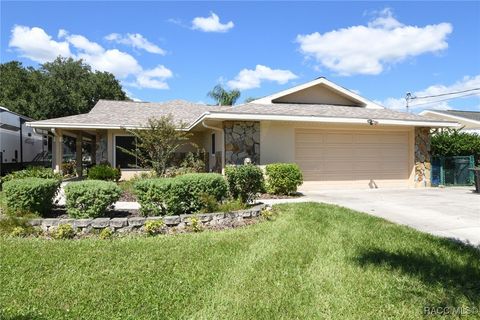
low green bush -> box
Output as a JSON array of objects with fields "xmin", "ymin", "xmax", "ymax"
[
  {"xmin": 144, "ymin": 220, "xmax": 165, "ymax": 236},
  {"xmin": 225, "ymin": 165, "xmax": 264, "ymax": 203},
  {"xmin": 3, "ymin": 178, "xmax": 60, "ymax": 216},
  {"xmin": 0, "ymin": 216, "xmax": 38, "ymax": 236},
  {"xmin": 51, "ymin": 224, "xmax": 75, "ymax": 239},
  {"xmin": 99, "ymin": 228, "xmax": 114, "ymax": 240},
  {"xmin": 134, "ymin": 173, "xmax": 228, "ymax": 216},
  {"xmin": 134, "ymin": 178, "xmax": 172, "ymax": 216},
  {"xmin": 1, "ymin": 166, "xmax": 62, "ymax": 185},
  {"xmin": 87, "ymin": 164, "xmax": 121, "ymax": 182},
  {"xmin": 64, "ymin": 180, "xmax": 122, "ymax": 218},
  {"xmin": 265, "ymin": 163, "xmax": 303, "ymax": 195}
]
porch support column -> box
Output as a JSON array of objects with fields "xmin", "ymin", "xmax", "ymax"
[
  {"xmin": 76, "ymin": 133, "xmax": 83, "ymax": 177},
  {"xmin": 52, "ymin": 129, "xmax": 63, "ymax": 174},
  {"xmin": 91, "ymin": 133, "xmax": 97, "ymax": 165}
]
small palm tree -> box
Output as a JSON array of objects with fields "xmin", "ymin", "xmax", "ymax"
[{"xmin": 207, "ymin": 85, "xmax": 240, "ymax": 106}]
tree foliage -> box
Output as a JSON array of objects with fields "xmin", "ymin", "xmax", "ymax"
[
  {"xmin": 118, "ymin": 115, "xmax": 195, "ymax": 176},
  {"xmin": 431, "ymin": 129, "xmax": 480, "ymax": 163},
  {"xmin": 207, "ymin": 85, "xmax": 241, "ymax": 106},
  {"xmin": 0, "ymin": 57, "xmax": 127, "ymax": 120}
]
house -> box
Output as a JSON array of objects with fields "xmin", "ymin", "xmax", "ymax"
[
  {"xmin": 1, "ymin": 107, "xmax": 49, "ymax": 175},
  {"xmin": 27, "ymin": 77, "xmax": 457, "ymax": 188},
  {"xmin": 419, "ymin": 110, "xmax": 480, "ymax": 134}
]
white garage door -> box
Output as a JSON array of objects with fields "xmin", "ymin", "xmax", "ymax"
[{"xmin": 295, "ymin": 129, "xmax": 411, "ymax": 188}]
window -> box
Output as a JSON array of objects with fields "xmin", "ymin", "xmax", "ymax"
[
  {"xmin": 115, "ymin": 136, "xmax": 138, "ymax": 169},
  {"xmin": 211, "ymin": 133, "xmax": 216, "ymax": 155}
]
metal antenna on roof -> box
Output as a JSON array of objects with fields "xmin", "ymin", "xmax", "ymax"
[{"xmin": 405, "ymin": 92, "xmax": 415, "ymax": 113}]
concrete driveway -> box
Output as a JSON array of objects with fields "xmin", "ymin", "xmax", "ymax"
[{"xmin": 300, "ymin": 187, "xmax": 480, "ymax": 246}]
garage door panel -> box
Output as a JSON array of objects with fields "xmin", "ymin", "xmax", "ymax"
[
  {"xmin": 325, "ymin": 133, "xmax": 354, "ymax": 144},
  {"xmin": 295, "ymin": 129, "xmax": 410, "ymax": 187}
]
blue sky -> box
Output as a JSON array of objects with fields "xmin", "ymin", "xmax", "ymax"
[{"xmin": 1, "ymin": 1, "xmax": 479, "ymax": 112}]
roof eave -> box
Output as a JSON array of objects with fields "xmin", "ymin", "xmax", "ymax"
[
  {"xmin": 419, "ymin": 110, "xmax": 480, "ymax": 126},
  {"xmin": 201, "ymin": 112, "xmax": 459, "ymax": 128}
]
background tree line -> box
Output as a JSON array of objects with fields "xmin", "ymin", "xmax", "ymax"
[{"xmin": 0, "ymin": 57, "xmax": 127, "ymax": 120}]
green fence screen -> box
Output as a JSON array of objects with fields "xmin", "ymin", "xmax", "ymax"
[{"xmin": 431, "ymin": 155, "xmax": 475, "ymax": 186}]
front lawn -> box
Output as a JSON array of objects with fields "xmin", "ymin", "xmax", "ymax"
[{"xmin": 1, "ymin": 203, "xmax": 479, "ymax": 319}]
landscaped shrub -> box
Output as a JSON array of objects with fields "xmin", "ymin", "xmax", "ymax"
[
  {"xmin": 99, "ymin": 228, "xmax": 114, "ymax": 239},
  {"xmin": 265, "ymin": 163, "xmax": 303, "ymax": 195},
  {"xmin": 1, "ymin": 166, "xmax": 62, "ymax": 185},
  {"xmin": 134, "ymin": 173, "xmax": 228, "ymax": 216},
  {"xmin": 87, "ymin": 164, "xmax": 121, "ymax": 182},
  {"xmin": 224, "ymin": 164, "xmax": 264, "ymax": 203},
  {"xmin": 3, "ymin": 178, "xmax": 60, "ymax": 216},
  {"xmin": 144, "ymin": 220, "xmax": 165, "ymax": 236},
  {"xmin": 62, "ymin": 161, "xmax": 76, "ymax": 177},
  {"xmin": 64, "ymin": 180, "xmax": 122, "ymax": 218},
  {"xmin": 51, "ymin": 224, "xmax": 75, "ymax": 239},
  {"xmin": 134, "ymin": 178, "xmax": 173, "ymax": 216},
  {"xmin": 0, "ymin": 216, "xmax": 39, "ymax": 237}
]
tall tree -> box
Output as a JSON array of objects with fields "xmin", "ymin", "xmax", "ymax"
[
  {"xmin": 0, "ymin": 57, "xmax": 127, "ymax": 120},
  {"xmin": 207, "ymin": 85, "xmax": 241, "ymax": 106}
]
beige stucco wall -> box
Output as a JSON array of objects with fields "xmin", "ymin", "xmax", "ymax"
[{"xmin": 273, "ymin": 84, "xmax": 360, "ymax": 106}]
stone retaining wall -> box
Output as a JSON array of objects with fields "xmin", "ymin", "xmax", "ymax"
[{"xmin": 28, "ymin": 204, "xmax": 266, "ymax": 234}]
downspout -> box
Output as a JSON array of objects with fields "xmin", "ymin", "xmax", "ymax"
[{"xmin": 201, "ymin": 120, "xmax": 225, "ymax": 173}]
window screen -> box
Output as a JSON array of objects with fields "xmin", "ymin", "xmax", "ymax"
[{"xmin": 115, "ymin": 136, "xmax": 137, "ymax": 169}]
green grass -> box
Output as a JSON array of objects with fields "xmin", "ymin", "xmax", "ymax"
[{"xmin": 1, "ymin": 203, "xmax": 479, "ymax": 319}]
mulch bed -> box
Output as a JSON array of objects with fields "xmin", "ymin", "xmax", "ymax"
[
  {"xmin": 257, "ymin": 193, "xmax": 304, "ymax": 200},
  {"xmin": 119, "ymin": 190, "xmax": 137, "ymax": 202}
]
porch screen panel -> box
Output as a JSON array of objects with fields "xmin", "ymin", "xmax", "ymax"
[{"xmin": 115, "ymin": 136, "xmax": 138, "ymax": 168}]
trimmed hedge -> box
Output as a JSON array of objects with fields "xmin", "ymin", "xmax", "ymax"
[
  {"xmin": 1, "ymin": 167, "xmax": 61, "ymax": 185},
  {"xmin": 134, "ymin": 173, "xmax": 228, "ymax": 216},
  {"xmin": 265, "ymin": 163, "xmax": 303, "ymax": 195},
  {"xmin": 3, "ymin": 178, "xmax": 60, "ymax": 216},
  {"xmin": 87, "ymin": 164, "xmax": 121, "ymax": 182},
  {"xmin": 64, "ymin": 180, "xmax": 122, "ymax": 218},
  {"xmin": 224, "ymin": 165, "xmax": 264, "ymax": 203}
]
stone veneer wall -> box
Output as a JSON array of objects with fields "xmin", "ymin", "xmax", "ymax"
[
  {"xmin": 95, "ymin": 131, "xmax": 108, "ymax": 164},
  {"xmin": 224, "ymin": 121, "xmax": 260, "ymax": 165},
  {"xmin": 28, "ymin": 204, "xmax": 265, "ymax": 234},
  {"xmin": 415, "ymin": 127, "xmax": 431, "ymax": 187}
]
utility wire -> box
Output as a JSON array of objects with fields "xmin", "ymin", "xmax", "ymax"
[
  {"xmin": 411, "ymin": 87, "xmax": 480, "ymax": 100},
  {"xmin": 409, "ymin": 92, "xmax": 480, "ymax": 107}
]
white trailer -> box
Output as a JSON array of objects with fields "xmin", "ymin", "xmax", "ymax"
[{"xmin": 0, "ymin": 107, "xmax": 49, "ymax": 175}]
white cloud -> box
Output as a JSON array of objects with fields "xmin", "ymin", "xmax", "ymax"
[
  {"xmin": 192, "ymin": 12, "xmax": 234, "ymax": 33},
  {"xmin": 78, "ymin": 49, "xmax": 142, "ymax": 78},
  {"xmin": 63, "ymin": 33, "xmax": 104, "ymax": 55},
  {"xmin": 135, "ymin": 65, "xmax": 173, "ymax": 89},
  {"xmin": 296, "ymin": 8, "xmax": 453, "ymax": 76},
  {"xmin": 105, "ymin": 33, "xmax": 166, "ymax": 55},
  {"xmin": 227, "ymin": 65, "xmax": 298, "ymax": 90},
  {"xmin": 9, "ymin": 25, "xmax": 71, "ymax": 63},
  {"xmin": 376, "ymin": 75, "xmax": 480, "ymax": 111},
  {"xmin": 8, "ymin": 26, "xmax": 172, "ymax": 90}
]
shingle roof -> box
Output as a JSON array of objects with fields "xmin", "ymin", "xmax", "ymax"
[
  {"xmin": 213, "ymin": 103, "xmax": 442, "ymax": 122},
  {"xmin": 428, "ymin": 110, "xmax": 480, "ymax": 122},
  {"xmin": 32, "ymin": 99, "xmax": 220, "ymax": 127},
  {"xmin": 29, "ymin": 100, "xmax": 454, "ymax": 129}
]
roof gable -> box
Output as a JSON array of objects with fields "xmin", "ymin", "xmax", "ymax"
[{"xmin": 251, "ymin": 77, "xmax": 383, "ymax": 109}]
